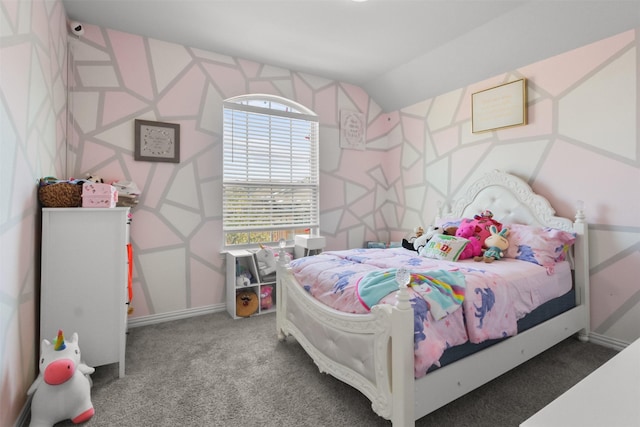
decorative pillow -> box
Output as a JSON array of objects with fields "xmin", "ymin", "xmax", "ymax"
[
  {"xmin": 504, "ymin": 223, "xmax": 576, "ymax": 268},
  {"xmin": 419, "ymin": 234, "xmax": 469, "ymax": 262}
]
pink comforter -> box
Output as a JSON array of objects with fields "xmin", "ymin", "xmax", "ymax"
[{"xmin": 290, "ymin": 248, "xmax": 525, "ymax": 378}]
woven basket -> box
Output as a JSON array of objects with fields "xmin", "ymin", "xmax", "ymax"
[{"xmin": 38, "ymin": 182, "xmax": 82, "ymax": 207}]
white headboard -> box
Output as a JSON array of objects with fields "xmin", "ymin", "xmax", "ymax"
[{"xmin": 447, "ymin": 170, "xmax": 574, "ymax": 232}]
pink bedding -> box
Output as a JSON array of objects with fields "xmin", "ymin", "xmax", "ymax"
[{"xmin": 289, "ymin": 247, "xmax": 572, "ymax": 378}]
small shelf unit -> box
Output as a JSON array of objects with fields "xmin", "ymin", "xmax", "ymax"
[{"xmin": 226, "ymin": 250, "xmax": 276, "ymax": 319}]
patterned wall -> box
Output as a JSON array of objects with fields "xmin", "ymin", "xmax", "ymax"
[
  {"xmin": 64, "ymin": 25, "xmax": 392, "ymax": 320},
  {"xmin": 67, "ymin": 24, "xmax": 640, "ymax": 345},
  {"xmin": 391, "ymin": 30, "xmax": 640, "ymax": 348},
  {"xmin": 1, "ymin": 0, "xmax": 638, "ymax": 423},
  {"xmin": 1, "ymin": 0, "xmax": 68, "ymax": 424}
]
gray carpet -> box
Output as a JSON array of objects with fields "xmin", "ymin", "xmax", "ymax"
[{"xmin": 51, "ymin": 312, "xmax": 618, "ymax": 427}]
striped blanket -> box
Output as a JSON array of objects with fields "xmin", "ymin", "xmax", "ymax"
[{"xmin": 356, "ymin": 269, "xmax": 466, "ymax": 320}]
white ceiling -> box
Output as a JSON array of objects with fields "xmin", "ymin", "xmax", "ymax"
[{"xmin": 62, "ymin": 0, "xmax": 640, "ymax": 112}]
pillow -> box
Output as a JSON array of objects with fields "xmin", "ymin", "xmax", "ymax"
[
  {"xmin": 419, "ymin": 234, "xmax": 469, "ymax": 262},
  {"xmin": 504, "ymin": 223, "xmax": 576, "ymax": 268}
]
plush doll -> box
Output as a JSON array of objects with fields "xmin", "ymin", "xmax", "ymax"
[
  {"xmin": 236, "ymin": 290, "xmax": 258, "ymax": 317},
  {"xmin": 235, "ymin": 264, "xmax": 252, "ymax": 287},
  {"xmin": 475, "ymin": 225, "xmax": 509, "ymax": 263},
  {"xmin": 260, "ymin": 285, "xmax": 274, "ymax": 310},
  {"xmin": 460, "ymin": 210, "xmax": 503, "ymax": 249},
  {"xmin": 402, "ymin": 226, "xmax": 440, "ymax": 253},
  {"xmin": 254, "ymin": 245, "xmax": 292, "ymax": 277},
  {"xmin": 28, "ymin": 330, "xmax": 95, "ymax": 427},
  {"xmin": 85, "ymin": 174, "xmax": 104, "ymax": 183},
  {"xmin": 255, "ymin": 245, "xmax": 277, "ymax": 277},
  {"xmin": 401, "ymin": 226, "xmax": 423, "ymax": 250},
  {"xmin": 455, "ymin": 223, "xmax": 483, "ymax": 260}
]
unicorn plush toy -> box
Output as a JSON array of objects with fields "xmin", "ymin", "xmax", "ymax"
[{"xmin": 28, "ymin": 330, "xmax": 95, "ymax": 427}]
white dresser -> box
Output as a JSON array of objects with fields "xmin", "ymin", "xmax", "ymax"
[
  {"xmin": 40, "ymin": 208, "xmax": 131, "ymax": 377},
  {"xmin": 521, "ymin": 338, "xmax": 640, "ymax": 427}
]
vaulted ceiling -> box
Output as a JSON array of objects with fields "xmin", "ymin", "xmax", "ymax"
[{"xmin": 62, "ymin": 0, "xmax": 640, "ymax": 111}]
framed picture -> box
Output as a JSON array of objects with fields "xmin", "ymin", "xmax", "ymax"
[
  {"xmin": 339, "ymin": 110, "xmax": 366, "ymax": 150},
  {"xmin": 471, "ymin": 79, "xmax": 527, "ymax": 133},
  {"xmin": 134, "ymin": 119, "xmax": 180, "ymax": 163}
]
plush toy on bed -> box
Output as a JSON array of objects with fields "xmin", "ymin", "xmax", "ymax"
[
  {"xmin": 28, "ymin": 330, "xmax": 95, "ymax": 427},
  {"xmin": 475, "ymin": 225, "xmax": 509, "ymax": 263},
  {"xmin": 401, "ymin": 226, "xmax": 423, "ymax": 251},
  {"xmin": 402, "ymin": 225, "xmax": 440, "ymax": 253},
  {"xmin": 455, "ymin": 223, "xmax": 483, "ymax": 260},
  {"xmin": 462, "ymin": 210, "xmax": 503, "ymax": 249}
]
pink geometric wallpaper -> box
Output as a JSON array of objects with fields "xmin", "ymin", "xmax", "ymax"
[
  {"xmin": 1, "ymin": 0, "xmax": 69, "ymax": 424},
  {"xmin": 66, "ymin": 24, "xmax": 639, "ymax": 346},
  {"xmin": 1, "ymin": 0, "xmax": 638, "ymax": 424}
]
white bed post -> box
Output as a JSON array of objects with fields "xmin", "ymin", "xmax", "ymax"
[
  {"xmin": 276, "ymin": 239, "xmax": 288, "ymax": 341},
  {"xmin": 574, "ymin": 201, "xmax": 591, "ymax": 341},
  {"xmin": 391, "ymin": 269, "xmax": 415, "ymax": 426}
]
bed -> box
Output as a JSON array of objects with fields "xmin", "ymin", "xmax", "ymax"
[{"xmin": 275, "ymin": 170, "xmax": 590, "ymax": 426}]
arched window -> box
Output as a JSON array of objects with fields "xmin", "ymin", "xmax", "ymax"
[{"xmin": 223, "ymin": 95, "xmax": 319, "ymax": 247}]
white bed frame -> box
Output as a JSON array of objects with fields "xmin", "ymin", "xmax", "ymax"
[{"xmin": 276, "ymin": 170, "xmax": 590, "ymax": 426}]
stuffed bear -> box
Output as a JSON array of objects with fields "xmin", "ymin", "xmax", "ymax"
[
  {"xmin": 460, "ymin": 210, "xmax": 503, "ymax": 249},
  {"xmin": 475, "ymin": 225, "xmax": 509, "ymax": 263},
  {"xmin": 28, "ymin": 330, "xmax": 95, "ymax": 427},
  {"xmin": 455, "ymin": 223, "xmax": 483, "ymax": 260}
]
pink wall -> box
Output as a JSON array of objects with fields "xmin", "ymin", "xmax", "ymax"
[
  {"xmin": 1, "ymin": 0, "xmax": 638, "ymax": 423},
  {"xmin": 393, "ymin": 30, "xmax": 640, "ymax": 347},
  {"xmin": 66, "ymin": 24, "xmax": 639, "ymax": 346},
  {"xmin": 0, "ymin": 0, "xmax": 69, "ymax": 424}
]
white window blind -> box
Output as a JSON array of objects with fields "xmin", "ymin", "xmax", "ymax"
[{"xmin": 223, "ymin": 96, "xmax": 319, "ymax": 240}]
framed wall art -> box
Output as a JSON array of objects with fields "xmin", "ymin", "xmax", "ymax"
[
  {"xmin": 339, "ymin": 110, "xmax": 366, "ymax": 150},
  {"xmin": 471, "ymin": 78, "xmax": 527, "ymax": 133},
  {"xmin": 134, "ymin": 119, "xmax": 180, "ymax": 163}
]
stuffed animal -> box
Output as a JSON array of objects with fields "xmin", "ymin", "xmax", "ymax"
[
  {"xmin": 254, "ymin": 245, "xmax": 292, "ymax": 277},
  {"xmin": 235, "ymin": 264, "xmax": 252, "ymax": 287},
  {"xmin": 475, "ymin": 225, "xmax": 509, "ymax": 263},
  {"xmin": 260, "ymin": 285, "xmax": 274, "ymax": 310},
  {"xmin": 460, "ymin": 210, "xmax": 503, "ymax": 248},
  {"xmin": 28, "ymin": 330, "xmax": 95, "ymax": 427},
  {"xmin": 402, "ymin": 226, "xmax": 440, "ymax": 253},
  {"xmin": 236, "ymin": 290, "xmax": 258, "ymax": 317},
  {"xmin": 401, "ymin": 226, "xmax": 423, "ymax": 251},
  {"xmin": 85, "ymin": 174, "xmax": 104, "ymax": 183},
  {"xmin": 455, "ymin": 223, "xmax": 483, "ymax": 260},
  {"xmin": 255, "ymin": 244, "xmax": 277, "ymax": 277}
]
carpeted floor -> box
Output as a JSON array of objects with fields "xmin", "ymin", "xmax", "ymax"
[{"xmin": 50, "ymin": 312, "xmax": 618, "ymax": 427}]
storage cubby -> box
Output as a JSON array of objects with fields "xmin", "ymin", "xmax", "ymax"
[{"xmin": 226, "ymin": 250, "xmax": 276, "ymax": 319}]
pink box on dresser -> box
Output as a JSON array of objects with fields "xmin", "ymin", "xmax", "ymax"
[{"xmin": 82, "ymin": 183, "xmax": 118, "ymax": 208}]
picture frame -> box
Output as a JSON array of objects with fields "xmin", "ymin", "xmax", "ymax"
[
  {"xmin": 471, "ymin": 78, "xmax": 527, "ymax": 133},
  {"xmin": 339, "ymin": 110, "xmax": 366, "ymax": 150},
  {"xmin": 134, "ymin": 119, "xmax": 180, "ymax": 163}
]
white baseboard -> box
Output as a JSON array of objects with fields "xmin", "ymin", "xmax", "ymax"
[
  {"xmin": 587, "ymin": 332, "xmax": 630, "ymax": 352},
  {"xmin": 127, "ymin": 304, "xmax": 226, "ymax": 329}
]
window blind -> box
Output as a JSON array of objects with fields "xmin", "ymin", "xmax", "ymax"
[{"xmin": 223, "ymin": 98, "xmax": 319, "ymax": 233}]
